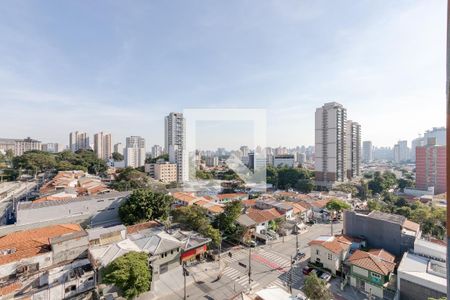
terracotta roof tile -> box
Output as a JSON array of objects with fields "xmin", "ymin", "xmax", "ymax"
[
  {"xmin": 127, "ymin": 220, "xmax": 161, "ymax": 234},
  {"xmin": 246, "ymin": 208, "xmax": 282, "ymax": 223},
  {"xmin": 403, "ymin": 219, "xmax": 420, "ymax": 233},
  {"xmin": 348, "ymin": 250, "xmax": 396, "ymax": 275},
  {"xmin": 0, "ymin": 281, "xmax": 22, "ymax": 296}
]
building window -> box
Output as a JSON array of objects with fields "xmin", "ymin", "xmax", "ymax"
[
  {"xmin": 371, "ymin": 272, "xmax": 382, "ymax": 279},
  {"xmin": 327, "ymin": 253, "xmax": 332, "ymax": 260},
  {"xmin": 316, "ymin": 249, "xmax": 319, "ymax": 255}
]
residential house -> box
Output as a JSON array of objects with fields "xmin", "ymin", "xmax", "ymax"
[
  {"xmin": 0, "ymin": 224, "xmax": 94, "ymax": 299},
  {"xmin": 213, "ymin": 193, "xmax": 248, "ymax": 204},
  {"xmin": 171, "ymin": 192, "xmax": 200, "ymax": 207},
  {"xmin": 308, "ymin": 235, "xmax": 357, "ymax": 274},
  {"xmin": 347, "ymin": 249, "xmax": 396, "ymax": 299},
  {"xmin": 255, "ymin": 199, "xmax": 294, "ymax": 220}
]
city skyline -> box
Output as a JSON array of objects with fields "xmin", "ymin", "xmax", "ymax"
[{"xmin": 0, "ymin": 1, "xmax": 446, "ymax": 148}]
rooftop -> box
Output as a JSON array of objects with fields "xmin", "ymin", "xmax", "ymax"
[{"xmin": 348, "ymin": 249, "xmax": 396, "ymax": 275}]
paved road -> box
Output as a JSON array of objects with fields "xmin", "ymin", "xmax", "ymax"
[{"xmin": 158, "ymin": 222, "xmax": 343, "ymax": 300}]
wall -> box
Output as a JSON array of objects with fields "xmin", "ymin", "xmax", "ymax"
[
  {"xmin": 16, "ymin": 193, "xmax": 129, "ymax": 227},
  {"xmin": 310, "ymin": 244, "xmax": 340, "ymax": 274},
  {"xmin": 399, "ymin": 278, "xmax": 446, "ymax": 300}
]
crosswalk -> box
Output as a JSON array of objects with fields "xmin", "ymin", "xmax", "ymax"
[
  {"xmin": 221, "ymin": 266, "xmax": 260, "ymax": 291},
  {"xmin": 258, "ymin": 248, "xmax": 291, "ymax": 270},
  {"xmin": 221, "ymin": 249, "xmax": 249, "ymax": 265},
  {"xmin": 266, "ymin": 270, "xmax": 304, "ymax": 290}
]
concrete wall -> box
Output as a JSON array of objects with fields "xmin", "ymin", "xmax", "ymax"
[
  {"xmin": 343, "ymin": 211, "xmax": 408, "ymax": 256},
  {"xmin": 16, "ymin": 192, "xmax": 129, "ymax": 227},
  {"xmin": 399, "ymin": 278, "xmax": 446, "ymax": 300}
]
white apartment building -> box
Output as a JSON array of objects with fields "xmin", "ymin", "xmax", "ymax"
[
  {"xmin": 69, "ymin": 131, "xmax": 90, "ymax": 152},
  {"xmin": 42, "ymin": 143, "xmax": 62, "ymax": 153},
  {"xmin": 424, "ymin": 127, "xmax": 446, "ymax": 146},
  {"xmin": 165, "ymin": 112, "xmax": 188, "ymax": 182},
  {"xmin": 394, "ymin": 140, "xmax": 409, "ymax": 163},
  {"xmin": 273, "ymin": 154, "xmax": 295, "ymax": 168},
  {"xmin": 152, "ymin": 144, "xmax": 163, "ymax": 158},
  {"xmin": 346, "ymin": 120, "xmax": 361, "ymax": 179},
  {"xmin": 93, "ymin": 132, "xmax": 112, "ymax": 160},
  {"xmin": 14, "ymin": 137, "xmax": 42, "ymax": 156},
  {"xmin": 124, "ymin": 136, "xmax": 146, "ymax": 168},
  {"xmin": 315, "ymin": 102, "xmax": 348, "ymax": 188},
  {"xmin": 362, "ymin": 141, "xmax": 373, "ymax": 163},
  {"xmin": 113, "ymin": 142, "xmax": 123, "ymax": 155}
]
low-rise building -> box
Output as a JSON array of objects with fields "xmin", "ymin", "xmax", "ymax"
[
  {"xmin": 397, "ymin": 239, "xmax": 446, "ymax": 300},
  {"xmin": 347, "ymin": 249, "xmax": 396, "ymax": 299},
  {"xmin": 273, "ymin": 155, "xmax": 295, "ymax": 168},
  {"xmin": 308, "ymin": 235, "xmax": 355, "ymax": 274},
  {"xmin": 0, "ymin": 224, "xmax": 94, "ymax": 299},
  {"xmin": 145, "ymin": 162, "xmax": 177, "ymax": 183},
  {"xmin": 16, "ymin": 191, "xmax": 130, "ymax": 227},
  {"xmin": 343, "ymin": 210, "xmax": 421, "ymax": 257}
]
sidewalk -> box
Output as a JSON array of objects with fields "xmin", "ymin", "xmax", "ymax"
[{"xmin": 186, "ymin": 260, "xmax": 223, "ymax": 283}]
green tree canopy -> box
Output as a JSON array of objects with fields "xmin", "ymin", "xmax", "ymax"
[
  {"xmin": 172, "ymin": 205, "xmax": 221, "ymax": 247},
  {"xmin": 213, "ymin": 200, "xmax": 243, "ymax": 236},
  {"xmin": 119, "ymin": 189, "xmax": 173, "ymax": 225},
  {"xmin": 12, "ymin": 150, "xmax": 57, "ymax": 176},
  {"xmin": 326, "ymin": 199, "xmax": 351, "ymax": 212},
  {"xmin": 267, "ymin": 166, "xmax": 313, "ymax": 191},
  {"xmin": 102, "ymin": 251, "xmax": 150, "ymax": 300},
  {"xmin": 296, "ymin": 178, "xmax": 315, "ymax": 193},
  {"xmin": 303, "ymin": 273, "xmax": 332, "ymax": 300},
  {"xmin": 112, "ymin": 152, "xmax": 124, "ymax": 161},
  {"xmin": 55, "ymin": 149, "xmax": 107, "ymax": 175},
  {"xmin": 111, "ymin": 167, "xmax": 151, "ymax": 191}
]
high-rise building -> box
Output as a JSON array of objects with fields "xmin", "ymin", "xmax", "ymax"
[
  {"xmin": 69, "ymin": 131, "xmax": 89, "ymax": 152},
  {"xmin": 240, "ymin": 146, "xmax": 249, "ymax": 157},
  {"xmin": 14, "ymin": 137, "xmax": 41, "ymax": 156},
  {"xmin": 346, "ymin": 120, "xmax": 361, "ymax": 179},
  {"xmin": 373, "ymin": 146, "xmax": 394, "ymax": 161},
  {"xmin": 362, "ymin": 141, "xmax": 374, "ymax": 163},
  {"xmin": 42, "ymin": 143, "xmax": 62, "ymax": 153},
  {"xmin": 424, "ymin": 127, "xmax": 446, "ymax": 146},
  {"xmin": 165, "ymin": 112, "xmax": 187, "ymax": 182},
  {"xmin": 410, "ymin": 136, "xmax": 425, "ymax": 162},
  {"xmin": 124, "ymin": 136, "xmax": 146, "ymax": 168},
  {"xmin": 394, "ymin": 140, "xmax": 409, "ymax": 163},
  {"xmin": 113, "ymin": 143, "xmax": 123, "ymax": 155},
  {"xmin": 93, "ymin": 132, "xmax": 112, "ymax": 160},
  {"xmin": 151, "ymin": 145, "xmax": 163, "ymax": 158},
  {"xmin": 415, "ymin": 138, "xmax": 446, "ymax": 195},
  {"xmin": 315, "ymin": 102, "xmax": 347, "ymax": 188}
]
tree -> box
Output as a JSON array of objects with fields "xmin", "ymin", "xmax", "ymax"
[
  {"xmin": 146, "ymin": 154, "xmax": 169, "ymax": 164},
  {"xmin": 326, "ymin": 199, "xmax": 351, "ymax": 213},
  {"xmin": 119, "ymin": 189, "xmax": 173, "ymax": 225},
  {"xmin": 356, "ymin": 179, "xmax": 370, "ymax": 200},
  {"xmin": 111, "ymin": 167, "xmax": 151, "ymax": 191},
  {"xmin": 368, "ymin": 171, "xmax": 397, "ymax": 195},
  {"xmin": 102, "ymin": 251, "xmax": 150, "ymax": 300},
  {"xmin": 213, "ymin": 201, "xmax": 243, "ymax": 236},
  {"xmin": 333, "ymin": 183, "xmax": 358, "ymax": 197},
  {"xmin": 12, "ymin": 150, "xmax": 57, "ymax": 176},
  {"xmin": 397, "ymin": 178, "xmax": 414, "ymax": 191},
  {"xmin": 303, "ymin": 273, "xmax": 332, "ymax": 300},
  {"xmin": 296, "ymin": 178, "xmax": 314, "ymax": 193},
  {"xmin": 367, "ymin": 199, "xmax": 382, "ymax": 211},
  {"xmin": 172, "ymin": 205, "xmax": 221, "ymax": 247},
  {"xmin": 112, "ymin": 152, "xmax": 124, "ymax": 161}
]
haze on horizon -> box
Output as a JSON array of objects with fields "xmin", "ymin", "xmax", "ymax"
[{"xmin": 0, "ymin": 1, "xmax": 446, "ymax": 149}]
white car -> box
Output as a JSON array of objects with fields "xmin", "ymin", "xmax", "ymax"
[
  {"xmin": 320, "ymin": 272, "xmax": 332, "ymax": 282},
  {"xmin": 296, "ymin": 292, "xmax": 308, "ymax": 300}
]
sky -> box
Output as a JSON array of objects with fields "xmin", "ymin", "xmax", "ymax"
[{"xmin": 0, "ymin": 0, "xmax": 446, "ymax": 150}]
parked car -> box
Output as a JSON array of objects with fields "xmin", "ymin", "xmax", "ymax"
[
  {"xmin": 302, "ymin": 266, "xmax": 313, "ymax": 275},
  {"xmin": 320, "ymin": 272, "xmax": 332, "ymax": 282}
]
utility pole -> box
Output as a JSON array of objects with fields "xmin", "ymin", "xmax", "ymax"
[
  {"xmin": 248, "ymin": 246, "xmax": 252, "ymax": 290},
  {"xmin": 446, "ymin": 1, "xmax": 450, "ymax": 298},
  {"xmin": 289, "ymin": 254, "xmax": 293, "ymax": 294},
  {"xmin": 296, "ymin": 232, "xmax": 299, "ymax": 253},
  {"xmin": 183, "ymin": 263, "xmax": 187, "ymax": 300}
]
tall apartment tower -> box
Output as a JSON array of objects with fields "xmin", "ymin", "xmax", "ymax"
[
  {"xmin": 394, "ymin": 140, "xmax": 409, "ymax": 163},
  {"xmin": 315, "ymin": 102, "xmax": 347, "ymax": 188},
  {"xmin": 113, "ymin": 143, "xmax": 123, "ymax": 155},
  {"xmin": 124, "ymin": 136, "xmax": 146, "ymax": 168},
  {"xmin": 151, "ymin": 145, "xmax": 163, "ymax": 158},
  {"xmin": 69, "ymin": 131, "xmax": 89, "ymax": 152},
  {"xmin": 362, "ymin": 141, "xmax": 374, "ymax": 163},
  {"xmin": 93, "ymin": 132, "xmax": 112, "ymax": 160},
  {"xmin": 346, "ymin": 120, "xmax": 361, "ymax": 179},
  {"xmin": 165, "ymin": 112, "xmax": 188, "ymax": 182},
  {"xmin": 415, "ymin": 138, "xmax": 446, "ymax": 194}
]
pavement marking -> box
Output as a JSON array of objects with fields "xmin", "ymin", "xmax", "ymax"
[{"xmin": 221, "ymin": 266, "xmax": 260, "ymax": 291}]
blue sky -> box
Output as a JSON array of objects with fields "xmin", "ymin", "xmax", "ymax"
[{"xmin": 0, "ymin": 0, "xmax": 446, "ymax": 149}]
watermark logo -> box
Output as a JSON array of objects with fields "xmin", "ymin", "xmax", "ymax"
[{"xmin": 184, "ymin": 108, "xmax": 267, "ymax": 191}]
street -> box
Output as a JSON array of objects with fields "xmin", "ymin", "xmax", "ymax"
[{"xmin": 157, "ymin": 222, "xmax": 343, "ymax": 300}]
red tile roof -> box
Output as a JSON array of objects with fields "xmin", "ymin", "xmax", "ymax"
[
  {"xmin": 246, "ymin": 208, "xmax": 282, "ymax": 224},
  {"xmin": 127, "ymin": 220, "xmax": 161, "ymax": 234},
  {"xmin": 403, "ymin": 219, "xmax": 420, "ymax": 233},
  {"xmin": 348, "ymin": 249, "xmax": 396, "ymax": 275},
  {"xmin": 308, "ymin": 235, "xmax": 352, "ymax": 254},
  {"xmin": 0, "ymin": 224, "xmax": 82, "ymax": 266},
  {"xmin": 0, "ymin": 281, "xmax": 22, "ymax": 296}
]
